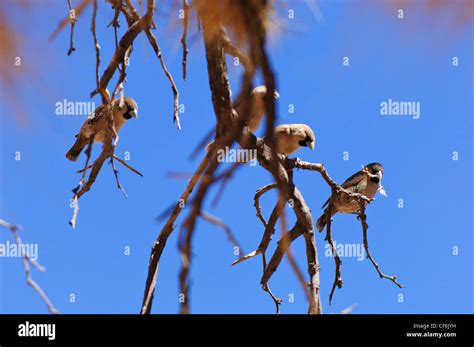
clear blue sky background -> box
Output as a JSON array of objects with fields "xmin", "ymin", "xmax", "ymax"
[{"xmin": 1, "ymin": 1, "xmax": 472, "ymax": 314}]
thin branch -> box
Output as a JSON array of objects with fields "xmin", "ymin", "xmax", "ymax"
[
  {"xmin": 122, "ymin": 1, "xmax": 181, "ymax": 129},
  {"xmin": 260, "ymin": 223, "xmax": 304, "ymax": 291},
  {"xmin": 231, "ymin": 186, "xmax": 281, "ymax": 266},
  {"xmin": 107, "ymin": 0, "xmax": 122, "ymax": 28},
  {"xmin": 181, "ymin": 0, "xmax": 189, "ymax": 80},
  {"xmin": 109, "ymin": 156, "xmax": 128, "ymax": 198},
  {"xmin": 261, "ymin": 283, "xmax": 282, "ymax": 314},
  {"xmin": 199, "ymin": 211, "xmax": 243, "ymax": 256},
  {"xmin": 67, "ymin": 0, "xmax": 77, "ymax": 55},
  {"xmin": 51, "ymin": 0, "xmax": 91, "ymax": 42},
  {"xmin": 91, "ymin": 0, "xmax": 156, "ymax": 103},
  {"xmin": 285, "ymin": 178, "xmax": 322, "ymax": 314},
  {"xmin": 141, "ymin": 152, "xmax": 211, "ymax": 314},
  {"xmin": 210, "ymin": 162, "xmax": 242, "ymax": 208},
  {"xmin": 0, "ymin": 219, "xmax": 59, "ymax": 314},
  {"xmin": 288, "ymin": 158, "xmax": 373, "ymax": 207},
  {"xmin": 288, "ymin": 158, "xmax": 371, "ymax": 203},
  {"xmin": 70, "ymin": 140, "xmax": 93, "ymax": 228},
  {"xmin": 326, "ymin": 205, "xmax": 343, "ymax": 305},
  {"xmin": 80, "ymin": 147, "xmax": 143, "ymax": 186},
  {"xmin": 145, "ymin": 29, "xmax": 181, "ymax": 130},
  {"xmin": 178, "ymin": 229, "xmax": 192, "ymax": 314},
  {"xmin": 178, "ymin": 156, "xmax": 222, "ymax": 314},
  {"xmin": 189, "ymin": 127, "xmax": 215, "ymax": 160},
  {"xmin": 91, "ymin": 0, "xmax": 100, "ymax": 89},
  {"xmin": 222, "ymin": 32, "xmax": 251, "ymax": 73},
  {"xmin": 254, "ymin": 183, "xmax": 277, "ymax": 228},
  {"xmin": 113, "ymin": 155, "xmax": 144, "ymax": 177},
  {"xmin": 75, "ymin": 137, "xmax": 114, "ymax": 200},
  {"xmin": 359, "ymin": 204, "xmax": 405, "ymax": 288},
  {"xmin": 277, "ymin": 210, "xmax": 315, "ymax": 314}
]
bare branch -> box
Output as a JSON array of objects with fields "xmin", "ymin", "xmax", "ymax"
[
  {"xmin": 141, "ymin": 152, "xmax": 211, "ymax": 314},
  {"xmin": 199, "ymin": 211, "xmax": 243, "ymax": 256},
  {"xmin": 359, "ymin": 204, "xmax": 405, "ymax": 288},
  {"xmin": 91, "ymin": 0, "xmax": 100, "ymax": 89},
  {"xmin": 260, "ymin": 223, "xmax": 304, "ymax": 289},
  {"xmin": 278, "ymin": 210, "xmax": 316, "ymax": 314},
  {"xmin": 326, "ymin": 205, "xmax": 343, "ymax": 305},
  {"xmin": 50, "ymin": 0, "xmax": 91, "ymax": 43},
  {"xmin": 70, "ymin": 140, "xmax": 93, "ymax": 228},
  {"xmin": 91, "ymin": 0, "xmax": 156, "ymax": 103},
  {"xmin": 261, "ymin": 283, "xmax": 282, "ymax": 314},
  {"xmin": 210, "ymin": 162, "xmax": 242, "ymax": 208},
  {"xmin": 113, "ymin": 155, "xmax": 143, "ymax": 177},
  {"xmin": 145, "ymin": 29, "xmax": 181, "ymax": 129},
  {"xmin": 181, "ymin": 0, "xmax": 189, "ymax": 80},
  {"xmin": 67, "ymin": 0, "xmax": 77, "ymax": 55},
  {"xmin": 109, "ymin": 156, "xmax": 128, "ymax": 198},
  {"xmin": 0, "ymin": 219, "xmax": 59, "ymax": 314},
  {"xmin": 231, "ymin": 190, "xmax": 283, "ymax": 267},
  {"xmin": 254, "ymin": 183, "xmax": 277, "ymax": 227}
]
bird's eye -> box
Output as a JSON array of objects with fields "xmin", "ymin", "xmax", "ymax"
[{"xmin": 372, "ymin": 169, "xmax": 378, "ymax": 174}]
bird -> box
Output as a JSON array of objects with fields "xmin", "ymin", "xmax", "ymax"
[
  {"xmin": 205, "ymin": 85, "xmax": 279, "ymax": 151},
  {"xmin": 234, "ymin": 85, "xmax": 280, "ymax": 134},
  {"xmin": 264, "ymin": 123, "xmax": 315, "ymax": 156},
  {"xmin": 316, "ymin": 163, "xmax": 386, "ymax": 232},
  {"xmin": 65, "ymin": 97, "xmax": 138, "ymax": 161}
]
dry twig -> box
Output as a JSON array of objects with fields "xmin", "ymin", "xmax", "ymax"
[
  {"xmin": 181, "ymin": 0, "xmax": 189, "ymax": 80},
  {"xmin": 141, "ymin": 151, "xmax": 212, "ymax": 314},
  {"xmin": 199, "ymin": 211, "xmax": 243, "ymax": 256},
  {"xmin": 67, "ymin": 0, "xmax": 77, "ymax": 55},
  {"xmin": 326, "ymin": 205, "xmax": 343, "ymax": 305},
  {"xmin": 0, "ymin": 219, "xmax": 59, "ymax": 314},
  {"xmin": 359, "ymin": 204, "xmax": 404, "ymax": 288}
]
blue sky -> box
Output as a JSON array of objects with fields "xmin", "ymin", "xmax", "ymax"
[{"xmin": 0, "ymin": 1, "xmax": 472, "ymax": 314}]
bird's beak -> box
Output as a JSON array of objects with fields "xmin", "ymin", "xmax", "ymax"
[
  {"xmin": 130, "ymin": 109, "xmax": 138, "ymax": 118},
  {"xmin": 273, "ymin": 90, "xmax": 280, "ymax": 99},
  {"xmin": 307, "ymin": 141, "xmax": 315, "ymax": 150},
  {"xmin": 378, "ymin": 171, "xmax": 383, "ymax": 180}
]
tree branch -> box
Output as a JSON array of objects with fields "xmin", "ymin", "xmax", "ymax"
[
  {"xmin": 359, "ymin": 204, "xmax": 405, "ymax": 288},
  {"xmin": 0, "ymin": 219, "xmax": 59, "ymax": 314}
]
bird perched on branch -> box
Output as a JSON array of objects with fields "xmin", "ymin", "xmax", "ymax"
[
  {"xmin": 205, "ymin": 85, "xmax": 279, "ymax": 151},
  {"xmin": 316, "ymin": 163, "xmax": 387, "ymax": 232},
  {"xmin": 66, "ymin": 97, "xmax": 138, "ymax": 161},
  {"xmin": 235, "ymin": 85, "xmax": 280, "ymax": 133},
  {"xmin": 265, "ymin": 123, "xmax": 315, "ymax": 156}
]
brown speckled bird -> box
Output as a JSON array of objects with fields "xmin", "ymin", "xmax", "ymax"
[
  {"xmin": 66, "ymin": 97, "xmax": 138, "ymax": 161},
  {"xmin": 316, "ymin": 163, "xmax": 385, "ymax": 232},
  {"xmin": 265, "ymin": 123, "xmax": 315, "ymax": 156}
]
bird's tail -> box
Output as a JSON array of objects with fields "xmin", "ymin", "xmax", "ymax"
[
  {"xmin": 66, "ymin": 138, "xmax": 87, "ymax": 162},
  {"xmin": 316, "ymin": 209, "xmax": 332, "ymax": 232}
]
